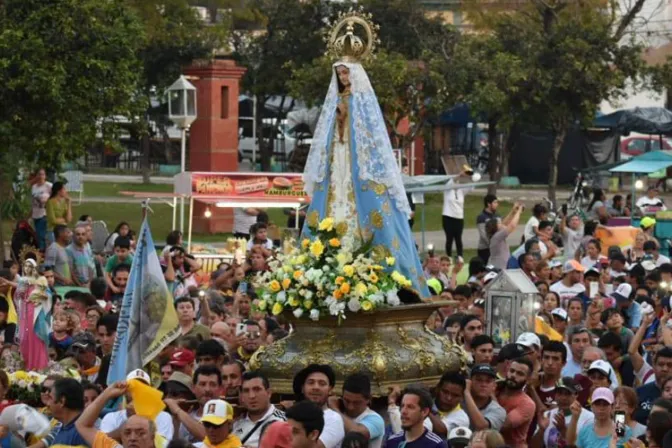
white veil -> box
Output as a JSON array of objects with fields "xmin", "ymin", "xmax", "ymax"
[{"xmin": 303, "ymin": 61, "xmax": 412, "ymax": 217}]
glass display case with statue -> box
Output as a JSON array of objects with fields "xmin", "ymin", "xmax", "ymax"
[{"xmin": 484, "ymin": 270, "xmax": 541, "ymax": 349}]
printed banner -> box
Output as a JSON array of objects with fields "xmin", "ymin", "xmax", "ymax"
[
  {"xmin": 190, "ymin": 172, "xmax": 309, "ymax": 201},
  {"xmin": 107, "ymin": 217, "xmax": 180, "ymax": 385}
]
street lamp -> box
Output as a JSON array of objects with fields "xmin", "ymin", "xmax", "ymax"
[{"xmin": 167, "ymin": 75, "xmax": 197, "ymax": 232}]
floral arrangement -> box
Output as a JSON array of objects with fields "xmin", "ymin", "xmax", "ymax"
[
  {"xmin": 256, "ymin": 217, "xmax": 412, "ymax": 321},
  {"xmin": 6, "ymin": 363, "xmax": 81, "ymax": 407}
]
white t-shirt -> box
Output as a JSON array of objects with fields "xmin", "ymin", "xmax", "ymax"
[
  {"xmin": 539, "ymin": 407, "xmax": 594, "ymax": 447},
  {"xmin": 232, "ymin": 405, "xmax": 286, "ymax": 448},
  {"xmin": 321, "ymin": 408, "xmax": 345, "ymax": 448},
  {"xmin": 656, "ymin": 254, "xmax": 671, "ymax": 267},
  {"xmin": 562, "ymin": 227, "xmax": 583, "ymax": 261},
  {"xmin": 233, "ymin": 208, "xmax": 259, "ymax": 235},
  {"xmin": 442, "ymin": 180, "xmax": 473, "ymax": 219},
  {"xmin": 441, "ymin": 407, "xmax": 470, "ymax": 433},
  {"xmin": 636, "ymin": 196, "xmax": 666, "ymax": 211},
  {"xmin": 247, "ymin": 238, "xmax": 274, "ymax": 251},
  {"xmin": 580, "ymin": 256, "xmax": 600, "ymax": 270},
  {"xmin": 524, "ymin": 216, "xmax": 540, "ymax": 241},
  {"xmin": 31, "ymin": 181, "xmax": 52, "ymax": 219},
  {"xmin": 100, "ymin": 409, "xmax": 174, "ymax": 440},
  {"xmin": 550, "ymin": 280, "xmax": 586, "ymax": 309}
]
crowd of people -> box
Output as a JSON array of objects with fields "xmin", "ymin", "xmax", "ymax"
[{"xmin": 0, "ymin": 169, "xmax": 670, "ymax": 448}]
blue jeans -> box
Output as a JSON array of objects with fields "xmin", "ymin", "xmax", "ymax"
[{"xmin": 33, "ymin": 217, "xmax": 47, "ymax": 250}]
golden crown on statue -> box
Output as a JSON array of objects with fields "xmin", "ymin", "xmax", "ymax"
[{"xmin": 325, "ymin": 8, "xmax": 380, "ymax": 63}]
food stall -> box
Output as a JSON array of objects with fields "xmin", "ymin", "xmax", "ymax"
[{"xmin": 174, "ymin": 172, "xmax": 309, "ymax": 271}]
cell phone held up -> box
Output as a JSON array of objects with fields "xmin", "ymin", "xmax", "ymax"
[{"xmin": 614, "ymin": 411, "xmax": 626, "ymax": 437}]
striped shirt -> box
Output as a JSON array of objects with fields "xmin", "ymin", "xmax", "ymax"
[
  {"xmin": 384, "ymin": 430, "xmax": 447, "ymax": 448},
  {"xmin": 67, "ymin": 243, "xmax": 95, "ymax": 284}
]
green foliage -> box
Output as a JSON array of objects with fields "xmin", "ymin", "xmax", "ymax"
[{"xmin": 0, "ymin": 0, "xmax": 145, "ymax": 171}]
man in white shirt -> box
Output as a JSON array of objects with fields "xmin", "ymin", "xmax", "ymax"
[
  {"xmin": 293, "ymin": 364, "xmax": 344, "ymax": 448},
  {"xmin": 560, "ymin": 214, "xmax": 584, "ymax": 261},
  {"xmin": 233, "ymin": 372, "xmax": 286, "ymax": 448},
  {"xmin": 326, "ymin": 373, "xmax": 385, "ymax": 448},
  {"xmin": 99, "ymin": 369, "xmax": 174, "ymax": 441},
  {"xmin": 427, "ymin": 372, "xmax": 470, "ymax": 437},
  {"xmin": 442, "ymin": 170, "xmax": 474, "ymax": 258},
  {"xmin": 643, "ymin": 240, "xmax": 671, "ymax": 267},
  {"xmin": 636, "ymin": 186, "xmax": 666, "ymax": 214},
  {"xmin": 233, "ymin": 208, "xmax": 261, "ymax": 239},
  {"xmin": 550, "ymin": 260, "xmax": 586, "ymax": 309}
]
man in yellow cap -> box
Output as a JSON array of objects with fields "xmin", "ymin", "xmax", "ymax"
[{"xmin": 195, "ymin": 399, "xmax": 242, "ymax": 448}]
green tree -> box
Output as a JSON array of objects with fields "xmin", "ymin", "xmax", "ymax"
[
  {"xmin": 0, "ymin": 0, "xmax": 145, "ymax": 261},
  {"xmin": 457, "ymin": 0, "xmax": 649, "ymax": 201},
  {"xmin": 126, "ymin": 0, "xmax": 231, "ymax": 182}
]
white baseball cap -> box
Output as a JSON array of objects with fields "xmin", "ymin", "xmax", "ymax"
[
  {"xmin": 448, "ymin": 427, "xmax": 473, "ymax": 444},
  {"xmin": 611, "ymin": 283, "xmax": 632, "ymax": 302},
  {"xmin": 126, "ymin": 369, "xmax": 151, "ymax": 385},
  {"xmin": 551, "ymin": 308, "xmax": 568, "ymax": 321},
  {"xmin": 588, "ymin": 360, "xmax": 612, "ymax": 378},
  {"xmin": 201, "ymin": 399, "xmax": 235, "ymax": 426},
  {"xmin": 516, "ymin": 332, "xmax": 541, "ymax": 349}
]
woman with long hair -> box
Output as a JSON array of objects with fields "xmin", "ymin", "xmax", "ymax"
[
  {"xmin": 588, "ymin": 188, "xmax": 609, "ymax": 223},
  {"xmin": 45, "ymin": 181, "xmax": 72, "ymax": 245},
  {"xmin": 104, "ymin": 221, "xmax": 131, "ymax": 255}
]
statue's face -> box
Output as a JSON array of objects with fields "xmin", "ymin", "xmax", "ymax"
[
  {"xmin": 336, "ymin": 65, "xmax": 350, "ymax": 87},
  {"xmin": 23, "ymin": 261, "xmax": 35, "ymax": 277}
]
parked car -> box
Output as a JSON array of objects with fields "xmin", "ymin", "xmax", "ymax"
[{"xmin": 620, "ymin": 133, "xmax": 672, "ymax": 159}]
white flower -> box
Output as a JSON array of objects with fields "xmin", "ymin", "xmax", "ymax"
[
  {"xmin": 27, "ymin": 384, "xmax": 33, "ymax": 392},
  {"xmin": 18, "ymin": 380, "xmax": 26, "ymax": 388},
  {"xmin": 304, "ymin": 290, "xmax": 314, "ymax": 300},
  {"xmin": 370, "ymin": 292, "xmax": 385, "ymax": 304},
  {"xmin": 329, "ymin": 301, "xmax": 345, "ymax": 316},
  {"xmin": 276, "ymin": 291, "xmax": 287, "ymax": 304},
  {"xmin": 348, "ymin": 299, "xmax": 361, "ymax": 312},
  {"xmin": 387, "ymin": 289, "xmax": 400, "ymax": 306},
  {"xmin": 293, "ymin": 308, "xmax": 304, "ymax": 318},
  {"xmin": 310, "ymin": 309, "xmax": 320, "ymax": 321},
  {"xmin": 263, "ymin": 293, "xmax": 271, "ymax": 301},
  {"xmin": 322, "ymin": 265, "xmax": 330, "ymax": 272}
]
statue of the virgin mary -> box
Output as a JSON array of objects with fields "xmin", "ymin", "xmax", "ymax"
[{"xmin": 303, "ymin": 12, "xmax": 430, "ymax": 298}]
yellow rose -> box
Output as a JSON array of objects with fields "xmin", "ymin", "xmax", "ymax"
[
  {"xmin": 343, "ymin": 265, "xmax": 355, "ymax": 277},
  {"xmin": 301, "ymin": 239, "xmax": 310, "ymax": 249},
  {"xmin": 386, "ymin": 256, "xmax": 396, "ymax": 266},
  {"xmin": 293, "ymin": 270, "xmax": 303, "ymax": 280},
  {"xmin": 282, "ymin": 278, "xmax": 292, "ymax": 290},
  {"xmin": 370, "ymin": 273, "xmax": 379, "ymax": 283},
  {"xmin": 335, "ymin": 276, "xmax": 345, "ymax": 285},
  {"xmin": 303, "ymin": 299, "xmax": 314, "ymax": 309},
  {"xmin": 361, "ymin": 300, "xmax": 373, "ymax": 311},
  {"xmin": 355, "ymin": 283, "xmax": 368, "ymax": 296},
  {"xmin": 318, "ymin": 217, "xmax": 334, "ymax": 232},
  {"xmin": 329, "ymin": 238, "xmax": 341, "ymax": 248},
  {"xmin": 297, "ymin": 255, "xmax": 307, "ymax": 264},
  {"xmin": 272, "ymin": 302, "xmax": 284, "ymax": 316},
  {"xmin": 310, "ymin": 240, "xmax": 325, "ymax": 257},
  {"xmin": 269, "ymin": 280, "xmax": 281, "ymax": 293},
  {"xmin": 288, "ymin": 296, "xmax": 300, "ymax": 307},
  {"xmin": 368, "ymin": 284, "xmax": 379, "ymax": 293},
  {"xmin": 340, "ymin": 283, "xmax": 351, "ymax": 294},
  {"xmin": 258, "ymin": 300, "xmax": 268, "ymax": 311}
]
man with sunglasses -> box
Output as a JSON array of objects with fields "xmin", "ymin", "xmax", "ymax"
[
  {"xmin": 196, "ymin": 399, "xmax": 242, "ymax": 448},
  {"xmin": 233, "ymin": 320, "xmax": 263, "ymax": 366},
  {"xmin": 33, "ymin": 378, "xmax": 87, "ymax": 448}
]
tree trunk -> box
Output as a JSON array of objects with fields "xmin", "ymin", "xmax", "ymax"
[
  {"xmin": 548, "ymin": 127, "xmax": 567, "ymax": 204},
  {"xmin": 141, "ymin": 125, "xmax": 151, "ymax": 184},
  {"xmin": 487, "ymin": 118, "xmax": 499, "ymax": 195}
]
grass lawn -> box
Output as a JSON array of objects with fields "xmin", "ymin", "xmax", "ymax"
[{"xmin": 83, "ymin": 182, "xmax": 173, "ymax": 197}]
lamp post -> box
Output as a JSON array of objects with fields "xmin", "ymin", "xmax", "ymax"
[{"xmin": 166, "ymin": 75, "xmax": 197, "ymax": 232}]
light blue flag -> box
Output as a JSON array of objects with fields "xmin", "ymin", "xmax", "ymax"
[{"xmin": 107, "ymin": 217, "xmax": 180, "ymax": 385}]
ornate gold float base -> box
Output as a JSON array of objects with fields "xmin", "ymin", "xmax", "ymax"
[{"xmin": 249, "ymin": 302, "xmax": 467, "ymax": 396}]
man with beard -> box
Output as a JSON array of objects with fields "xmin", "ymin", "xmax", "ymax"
[
  {"xmin": 384, "ymin": 386, "xmax": 447, "ymax": 448},
  {"xmin": 497, "ymin": 358, "xmax": 536, "ymax": 448},
  {"xmin": 292, "ymin": 364, "xmax": 344, "ymax": 448},
  {"xmin": 326, "ymin": 373, "xmax": 385, "ymax": 448},
  {"xmin": 462, "ymin": 364, "xmax": 506, "ymax": 430},
  {"xmin": 233, "ymin": 371, "xmax": 285, "ymax": 448},
  {"xmin": 459, "ymin": 316, "xmax": 483, "ymax": 364},
  {"xmin": 233, "ymin": 320, "xmax": 263, "ymax": 366},
  {"xmin": 165, "ymin": 365, "xmax": 223, "ymax": 444}
]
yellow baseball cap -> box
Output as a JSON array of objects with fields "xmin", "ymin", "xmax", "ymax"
[
  {"xmin": 201, "ymin": 399, "xmax": 234, "ymax": 426},
  {"xmin": 641, "ymin": 217, "xmax": 656, "ymax": 229}
]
